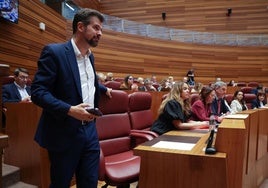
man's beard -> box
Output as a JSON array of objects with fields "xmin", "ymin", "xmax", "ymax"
[{"xmin": 87, "ymin": 38, "xmax": 98, "ymax": 47}]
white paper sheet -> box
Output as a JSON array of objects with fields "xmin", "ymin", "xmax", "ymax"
[
  {"xmin": 224, "ymin": 114, "xmax": 249, "ymax": 119},
  {"xmin": 152, "ymin": 141, "xmax": 195, "ymax": 151}
]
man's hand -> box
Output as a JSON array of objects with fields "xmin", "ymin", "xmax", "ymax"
[
  {"xmin": 68, "ymin": 103, "xmax": 96, "ymax": 121},
  {"xmin": 21, "ymin": 96, "xmax": 32, "ymax": 103},
  {"xmin": 106, "ymin": 87, "xmax": 112, "ymax": 98}
]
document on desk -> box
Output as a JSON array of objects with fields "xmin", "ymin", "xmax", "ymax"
[
  {"xmin": 225, "ymin": 114, "xmax": 249, "ymax": 119},
  {"xmin": 152, "ymin": 141, "xmax": 195, "ymax": 151}
]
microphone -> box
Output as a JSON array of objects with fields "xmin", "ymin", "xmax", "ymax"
[{"xmin": 205, "ymin": 129, "xmax": 217, "ymax": 154}]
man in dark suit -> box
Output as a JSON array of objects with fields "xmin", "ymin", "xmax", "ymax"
[
  {"xmin": 31, "ymin": 9, "xmax": 105, "ymax": 188},
  {"xmin": 211, "ymin": 81, "xmax": 231, "ymax": 122},
  {"xmin": 2, "ymin": 67, "xmax": 31, "ymax": 103}
]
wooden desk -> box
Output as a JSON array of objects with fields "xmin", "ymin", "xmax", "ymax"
[
  {"xmin": 134, "ymin": 109, "xmax": 268, "ymax": 188},
  {"xmin": 134, "ymin": 117, "xmax": 249, "ymax": 188},
  {"xmin": 4, "ymin": 103, "xmax": 50, "ymax": 188},
  {"xmin": 134, "ymin": 130, "xmax": 230, "ymax": 188},
  {"xmin": 238, "ymin": 109, "xmax": 268, "ymax": 187}
]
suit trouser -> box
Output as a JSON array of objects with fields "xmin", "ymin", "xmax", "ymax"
[{"xmin": 48, "ymin": 122, "xmax": 100, "ymax": 188}]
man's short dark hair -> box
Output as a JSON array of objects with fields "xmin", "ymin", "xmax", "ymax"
[
  {"xmin": 72, "ymin": 8, "xmax": 104, "ymax": 34},
  {"xmin": 14, "ymin": 68, "xmax": 29, "ymax": 76}
]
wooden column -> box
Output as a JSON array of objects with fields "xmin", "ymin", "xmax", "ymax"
[{"xmin": 0, "ymin": 64, "xmax": 10, "ymax": 188}]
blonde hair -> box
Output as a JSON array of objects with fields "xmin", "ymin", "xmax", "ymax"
[{"xmin": 158, "ymin": 81, "xmax": 191, "ymax": 116}]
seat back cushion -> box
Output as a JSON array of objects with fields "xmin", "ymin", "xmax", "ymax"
[
  {"xmin": 128, "ymin": 92, "xmax": 153, "ymax": 130},
  {"xmin": 128, "ymin": 92, "xmax": 152, "ymax": 112},
  {"xmin": 96, "ymin": 90, "xmax": 132, "ymax": 156},
  {"xmin": 99, "ymin": 90, "xmax": 129, "ymax": 115}
]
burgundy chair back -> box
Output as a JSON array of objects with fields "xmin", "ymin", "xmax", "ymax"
[
  {"xmin": 113, "ymin": 77, "xmax": 124, "ymax": 83},
  {"xmin": 96, "ymin": 90, "xmax": 141, "ymax": 186},
  {"xmin": 236, "ymin": 82, "xmax": 247, "ymax": 87},
  {"xmin": 244, "ymin": 93, "xmax": 257, "ymax": 109},
  {"xmin": 247, "ymin": 82, "xmax": 259, "ymax": 88},
  {"xmin": 2, "ymin": 76, "xmax": 15, "ymax": 85},
  {"xmin": 128, "ymin": 92, "xmax": 153, "ymax": 131},
  {"xmin": 225, "ymin": 94, "xmax": 233, "ymax": 105},
  {"xmin": 98, "ymin": 90, "xmax": 128, "ymax": 115},
  {"xmin": 104, "ymin": 80, "xmax": 121, "ymax": 90},
  {"xmin": 2, "ymin": 75, "xmax": 31, "ymax": 86},
  {"xmin": 97, "ymin": 90, "xmax": 131, "ymax": 156},
  {"xmin": 241, "ymin": 86, "xmax": 253, "ymax": 94}
]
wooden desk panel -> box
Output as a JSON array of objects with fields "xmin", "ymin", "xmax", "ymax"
[
  {"xmin": 257, "ymin": 108, "xmax": 268, "ymax": 160},
  {"xmin": 4, "ymin": 103, "xmax": 50, "ymax": 188},
  {"xmin": 134, "ymin": 130, "xmax": 228, "ymax": 188},
  {"xmin": 215, "ymin": 118, "xmax": 247, "ymax": 188},
  {"xmin": 239, "ymin": 110, "xmax": 259, "ymax": 172}
]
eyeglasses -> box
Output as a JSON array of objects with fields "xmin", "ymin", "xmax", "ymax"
[
  {"xmin": 18, "ymin": 76, "xmax": 28, "ymax": 80},
  {"xmin": 128, "ymin": 77, "xmax": 133, "ymax": 80}
]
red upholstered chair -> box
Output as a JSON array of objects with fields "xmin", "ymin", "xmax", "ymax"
[
  {"xmin": 2, "ymin": 76, "xmax": 15, "ymax": 85},
  {"xmin": 113, "ymin": 77, "xmax": 124, "ymax": 83},
  {"xmin": 241, "ymin": 86, "xmax": 253, "ymax": 94},
  {"xmin": 244, "ymin": 93, "xmax": 257, "ymax": 109},
  {"xmin": 224, "ymin": 94, "xmax": 233, "ymax": 105},
  {"xmin": 236, "ymin": 82, "xmax": 247, "ymax": 87},
  {"xmin": 128, "ymin": 92, "xmax": 158, "ymax": 139},
  {"xmin": 247, "ymin": 82, "xmax": 259, "ymax": 88},
  {"xmin": 2, "ymin": 75, "xmax": 31, "ymax": 86},
  {"xmin": 104, "ymin": 80, "xmax": 121, "ymax": 90},
  {"xmin": 96, "ymin": 90, "xmax": 151, "ymax": 188}
]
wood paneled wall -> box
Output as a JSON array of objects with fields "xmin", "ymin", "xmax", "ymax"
[
  {"xmin": 91, "ymin": 29, "xmax": 268, "ymax": 86},
  {"xmin": 0, "ymin": 0, "xmax": 67, "ymax": 78},
  {"xmin": 72, "ymin": 0, "xmax": 100, "ymax": 10},
  {"xmin": 89, "ymin": 28, "xmax": 268, "ymax": 85},
  {"xmin": 1, "ymin": 0, "xmax": 268, "ymax": 87},
  {"xmin": 99, "ymin": 0, "xmax": 268, "ymax": 34}
]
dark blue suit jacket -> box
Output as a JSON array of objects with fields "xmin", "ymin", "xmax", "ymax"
[
  {"xmin": 31, "ymin": 41, "xmax": 101, "ymax": 151},
  {"xmin": 211, "ymin": 97, "xmax": 230, "ymax": 116},
  {"xmin": 2, "ymin": 83, "xmax": 31, "ymax": 103},
  {"xmin": 251, "ymin": 99, "xmax": 267, "ymax": 109}
]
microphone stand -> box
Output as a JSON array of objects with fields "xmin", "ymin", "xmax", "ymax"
[{"xmin": 205, "ymin": 128, "xmax": 217, "ymax": 154}]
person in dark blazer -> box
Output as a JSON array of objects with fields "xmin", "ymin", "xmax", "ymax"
[
  {"xmin": 211, "ymin": 81, "xmax": 231, "ymax": 122},
  {"xmin": 2, "ymin": 67, "xmax": 31, "ymax": 103},
  {"xmin": 251, "ymin": 91, "xmax": 267, "ymax": 109},
  {"xmin": 31, "ymin": 9, "xmax": 105, "ymax": 188}
]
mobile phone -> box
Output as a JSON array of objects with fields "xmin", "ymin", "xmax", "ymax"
[{"xmin": 85, "ymin": 107, "xmax": 103, "ymax": 116}]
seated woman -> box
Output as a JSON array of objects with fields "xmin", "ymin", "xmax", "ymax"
[
  {"xmin": 120, "ymin": 75, "xmax": 138, "ymax": 91},
  {"xmin": 251, "ymin": 91, "xmax": 267, "ymax": 109},
  {"xmin": 157, "ymin": 78, "xmax": 171, "ymax": 92},
  {"xmin": 143, "ymin": 78, "xmax": 157, "ymax": 91},
  {"xmin": 191, "ymin": 86, "xmax": 215, "ymax": 121},
  {"xmin": 230, "ymin": 90, "xmax": 248, "ymax": 113},
  {"xmin": 150, "ymin": 81, "xmax": 208, "ymax": 135}
]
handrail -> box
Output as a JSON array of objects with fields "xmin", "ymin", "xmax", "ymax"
[{"xmin": 62, "ymin": 2, "xmax": 268, "ymax": 47}]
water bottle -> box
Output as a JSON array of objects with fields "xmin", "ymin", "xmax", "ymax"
[{"xmin": 209, "ymin": 114, "xmax": 216, "ymax": 131}]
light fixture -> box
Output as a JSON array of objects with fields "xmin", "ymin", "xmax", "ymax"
[
  {"xmin": 39, "ymin": 22, "xmax": 45, "ymax": 31},
  {"xmin": 162, "ymin": 12, "xmax": 166, "ymax": 20},
  {"xmin": 65, "ymin": 2, "xmax": 75, "ymax": 11},
  {"xmin": 226, "ymin": 8, "xmax": 232, "ymax": 16}
]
